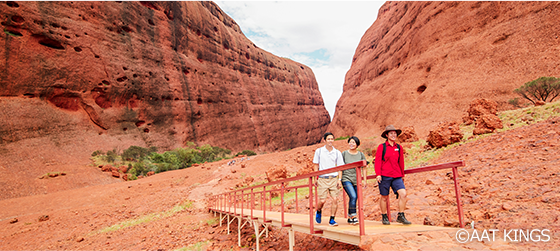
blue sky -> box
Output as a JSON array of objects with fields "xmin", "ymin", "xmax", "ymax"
[{"xmin": 215, "ymin": 1, "xmax": 385, "ymax": 119}]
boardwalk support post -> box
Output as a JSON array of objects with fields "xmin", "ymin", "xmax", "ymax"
[
  {"xmin": 253, "ymin": 221, "xmax": 270, "ymax": 251},
  {"xmin": 238, "ymin": 217, "xmax": 250, "ymax": 247},
  {"xmin": 288, "ymin": 228, "xmax": 295, "ymax": 251},
  {"xmin": 227, "ymin": 214, "xmax": 236, "ymax": 234}
]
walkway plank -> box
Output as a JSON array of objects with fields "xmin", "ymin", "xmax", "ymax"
[{"xmin": 212, "ymin": 207, "xmax": 455, "ymax": 246}]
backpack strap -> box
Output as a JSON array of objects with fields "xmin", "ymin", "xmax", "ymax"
[
  {"xmin": 382, "ymin": 142, "xmax": 387, "ymax": 162},
  {"xmin": 397, "ymin": 144, "xmax": 401, "ymax": 165}
]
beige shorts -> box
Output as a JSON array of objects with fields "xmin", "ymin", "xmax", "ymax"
[{"xmin": 317, "ymin": 177, "xmax": 340, "ymax": 200}]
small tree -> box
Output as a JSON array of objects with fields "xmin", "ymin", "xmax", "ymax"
[{"xmin": 514, "ymin": 76, "xmax": 560, "ymax": 105}]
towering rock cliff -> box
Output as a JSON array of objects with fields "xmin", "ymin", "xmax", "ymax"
[
  {"xmin": 0, "ymin": 1, "xmax": 330, "ymax": 153},
  {"xmin": 330, "ymin": 1, "xmax": 560, "ymax": 139}
]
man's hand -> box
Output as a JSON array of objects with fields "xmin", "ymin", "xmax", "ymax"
[{"xmin": 376, "ymin": 176, "xmax": 382, "ymax": 183}]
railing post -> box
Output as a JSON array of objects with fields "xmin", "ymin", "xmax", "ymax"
[
  {"xmin": 281, "ymin": 182, "xmax": 291, "ymax": 227},
  {"xmin": 295, "ymin": 188, "xmax": 298, "ymax": 213},
  {"xmin": 263, "ymin": 185, "xmax": 267, "ymax": 223},
  {"xmin": 452, "ymin": 166, "xmax": 465, "ymax": 228},
  {"xmin": 228, "ymin": 192, "xmax": 231, "ymax": 214},
  {"xmin": 251, "ymin": 188, "xmax": 255, "ymax": 220},
  {"xmin": 309, "ymin": 176, "xmax": 315, "ymax": 234},
  {"xmin": 356, "ymin": 165, "xmax": 365, "ymax": 236},
  {"xmin": 314, "ymin": 176, "xmax": 318, "ymax": 210},
  {"xmin": 240, "ymin": 190, "xmax": 244, "ymax": 217}
]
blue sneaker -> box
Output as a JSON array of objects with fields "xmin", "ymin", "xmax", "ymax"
[
  {"xmin": 315, "ymin": 211, "xmax": 321, "ymax": 224},
  {"xmin": 329, "ymin": 218, "xmax": 338, "ymax": 226}
]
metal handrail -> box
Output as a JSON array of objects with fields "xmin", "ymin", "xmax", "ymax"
[{"xmin": 209, "ymin": 160, "xmax": 466, "ymax": 237}]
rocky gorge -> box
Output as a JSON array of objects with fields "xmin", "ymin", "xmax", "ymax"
[
  {"xmin": 330, "ymin": 1, "xmax": 560, "ymax": 139},
  {"xmin": 0, "ymin": 1, "xmax": 329, "ymax": 153}
]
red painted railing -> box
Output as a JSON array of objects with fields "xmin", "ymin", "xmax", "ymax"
[{"xmin": 209, "ymin": 160, "xmax": 465, "ymax": 236}]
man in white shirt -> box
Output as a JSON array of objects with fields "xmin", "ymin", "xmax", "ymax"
[{"xmin": 313, "ymin": 132, "xmax": 345, "ymax": 226}]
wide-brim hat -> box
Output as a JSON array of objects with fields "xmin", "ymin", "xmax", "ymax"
[{"xmin": 381, "ymin": 125, "xmax": 402, "ymax": 139}]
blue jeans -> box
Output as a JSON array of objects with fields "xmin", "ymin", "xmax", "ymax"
[{"xmin": 342, "ymin": 181, "xmax": 357, "ymax": 216}]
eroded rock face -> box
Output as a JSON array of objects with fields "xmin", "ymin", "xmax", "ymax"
[
  {"xmin": 463, "ymin": 99, "xmax": 503, "ymax": 135},
  {"xmin": 426, "ymin": 121, "xmax": 463, "ymax": 148},
  {"xmin": 265, "ymin": 164, "xmax": 288, "ymax": 183},
  {"xmin": 0, "ymin": 1, "xmax": 329, "ymax": 153},
  {"xmin": 473, "ymin": 114, "xmax": 504, "ymax": 135},
  {"xmin": 329, "ymin": 1, "xmax": 560, "ymax": 139},
  {"xmin": 397, "ymin": 126, "xmax": 419, "ymax": 143},
  {"xmin": 463, "ymin": 98, "xmax": 499, "ymax": 125}
]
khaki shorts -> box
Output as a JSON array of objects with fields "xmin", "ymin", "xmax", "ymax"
[{"xmin": 317, "ymin": 177, "xmax": 340, "ymax": 200}]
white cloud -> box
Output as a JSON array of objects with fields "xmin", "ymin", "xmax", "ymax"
[{"xmin": 215, "ymin": 1, "xmax": 385, "ymax": 119}]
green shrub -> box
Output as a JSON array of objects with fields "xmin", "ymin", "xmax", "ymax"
[
  {"xmin": 508, "ymin": 98, "xmax": 522, "ymax": 108},
  {"xmin": 150, "ymin": 152, "xmax": 165, "ymax": 163},
  {"xmin": 92, "ymin": 143, "xmax": 235, "ymax": 179},
  {"xmin": 130, "ymin": 162, "xmax": 147, "ymax": 176},
  {"xmin": 91, "ymin": 150, "xmax": 104, "ymax": 157},
  {"xmin": 335, "ymin": 136, "xmax": 350, "ymax": 141},
  {"xmin": 122, "ymin": 146, "xmax": 156, "ymax": 161},
  {"xmin": 235, "ymin": 150, "xmax": 257, "ymax": 157},
  {"xmin": 514, "ymin": 76, "xmax": 560, "ymax": 104},
  {"xmin": 175, "ymin": 147, "xmax": 202, "ymax": 166},
  {"xmin": 105, "ymin": 150, "xmax": 118, "ymax": 163}
]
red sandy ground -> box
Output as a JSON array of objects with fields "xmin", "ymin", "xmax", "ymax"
[{"xmin": 0, "ymin": 117, "xmax": 558, "ymax": 250}]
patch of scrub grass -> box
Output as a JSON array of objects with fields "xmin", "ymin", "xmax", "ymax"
[
  {"xmin": 90, "ymin": 200, "xmax": 193, "ymax": 236},
  {"xmin": 268, "ymin": 179, "xmax": 313, "ymax": 206},
  {"xmin": 404, "ymin": 140, "xmax": 454, "ymax": 169},
  {"xmin": 174, "ymin": 240, "xmax": 211, "ymax": 251},
  {"xmin": 205, "ymin": 218, "xmax": 218, "ymax": 226},
  {"xmin": 499, "ymin": 100, "xmax": 560, "ymax": 132}
]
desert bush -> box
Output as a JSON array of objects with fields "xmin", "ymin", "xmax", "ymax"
[
  {"xmin": 91, "ymin": 150, "xmax": 104, "ymax": 157},
  {"xmin": 175, "ymin": 147, "xmax": 203, "ymax": 166},
  {"xmin": 94, "ymin": 142, "xmax": 235, "ymax": 179},
  {"xmin": 514, "ymin": 76, "xmax": 560, "ymax": 104},
  {"xmin": 122, "ymin": 146, "xmax": 157, "ymax": 161},
  {"xmin": 235, "ymin": 150, "xmax": 257, "ymax": 157},
  {"xmin": 508, "ymin": 98, "xmax": 522, "ymax": 108},
  {"xmin": 130, "ymin": 162, "xmax": 147, "ymax": 177},
  {"xmin": 105, "ymin": 149, "xmax": 118, "ymax": 163}
]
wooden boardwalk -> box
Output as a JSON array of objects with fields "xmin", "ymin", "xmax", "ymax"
[{"xmin": 210, "ymin": 207, "xmax": 456, "ymax": 250}]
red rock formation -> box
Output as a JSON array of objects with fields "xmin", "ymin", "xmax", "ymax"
[
  {"xmin": 329, "ymin": 1, "xmax": 560, "ymax": 139},
  {"xmin": 426, "ymin": 121, "xmax": 463, "ymax": 148},
  {"xmin": 474, "ymin": 114, "xmax": 504, "ymax": 135},
  {"xmin": 463, "ymin": 99, "xmax": 503, "ymax": 135},
  {"xmin": 397, "ymin": 126, "xmax": 419, "ymax": 143},
  {"xmin": 265, "ymin": 164, "xmax": 288, "ymax": 183},
  {"xmin": 101, "ymin": 165, "xmax": 113, "ymax": 172},
  {"xmin": 463, "ymin": 98, "xmax": 499, "ymax": 125},
  {"xmin": 0, "ymin": 1, "xmax": 329, "ymax": 153}
]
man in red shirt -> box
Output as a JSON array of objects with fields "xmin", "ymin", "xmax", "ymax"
[{"xmin": 374, "ymin": 125, "xmax": 411, "ymax": 225}]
